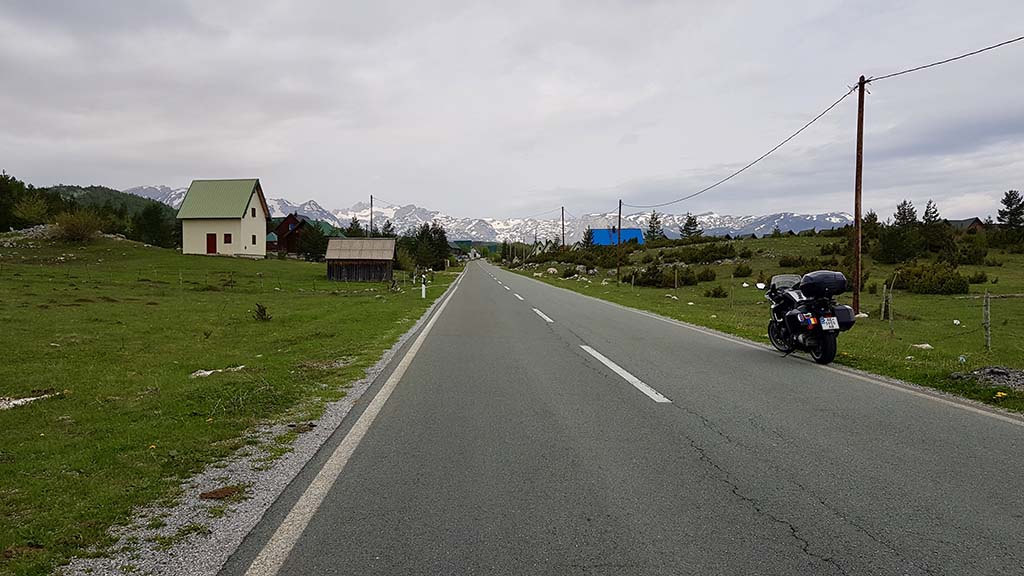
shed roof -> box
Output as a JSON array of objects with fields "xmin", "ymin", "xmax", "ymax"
[
  {"xmin": 177, "ymin": 179, "xmax": 268, "ymax": 220},
  {"xmin": 326, "ymin": 237, "xmax": 396, "ymax": 261}
]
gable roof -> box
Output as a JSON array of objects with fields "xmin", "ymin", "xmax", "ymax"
[
  {"xmin": 177, "ymin": 179, "xmax": 268, "ymax": 220},
  {"xmin": 326, "ymin": 238, "xmax": 396, "ymax": 261},
  {"xmin": 591, "ymin": 228, "xmax": 645, "ymax": 245},
  {"xmin": 946, "ymin": 217, "xmax": 984, "ymax": 231}
]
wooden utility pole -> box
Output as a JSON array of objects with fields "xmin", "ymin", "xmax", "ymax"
[
  {"xmin": 561, "ymin": 206, "xmax": 565, "ymax": 248},
  {"xmin": 853, "ymin": 75, "xmax": 866, "ymax": 314},
  {"xmin": 616, "ymin": 199, "xmax": 623, "ymax": 282},
  {"xmin": 369, "ymin": 195, "xmax": 374, "ymax": 237}
]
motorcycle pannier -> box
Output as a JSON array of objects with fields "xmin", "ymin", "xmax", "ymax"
[
  {"xmin": 832, "ymin": 304, "xmax": 856, "ymax": 331},
  {"xmin": 798, "ymin": 270, "xmax": 848, "ymax": 298}
]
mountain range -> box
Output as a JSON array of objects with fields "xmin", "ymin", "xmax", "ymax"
[{"xmin": 122, "ymin": 185, "xmax": 852, "ymax": 242}]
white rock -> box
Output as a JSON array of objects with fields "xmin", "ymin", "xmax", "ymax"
[
  {"xmin": 855, "ymin": 312, "xmax": 869, "ymax": 318},
  {"xmin": 953, "ymin": 319, "xmax": 961, "ymax": 326},
  {"xmin": 710, "ymin": 314, "xmax": 718, "ymax": 319},
  {"xmin": 687, "ymin": 302, "xmax": 695, "ymax": 305},
  {"xmin": 664, "ymin": 294, "xmax": 678, "ymax": 300},
  {"xmin": 546, "ymin": 268, "xmax": 558, "ymax": 274},
  {"xmin": 742, "ymin": 282, "xmax": 750, "ymax": 288},
  {"xmin": 905, "ymin": 356, "xmax": 914, "ymax": 360},
  {"xmin": 911, "ymin": 343, "xmax": 934, "ymax": 350}
]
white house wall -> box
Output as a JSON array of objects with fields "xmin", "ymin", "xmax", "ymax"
[
  {"xmin": 182, "ymin": 219, "xmax": 242, "ymax": 256},
  {"xmin": 240, "ymin": 192, "xmax": 267, "ymax": 257}
]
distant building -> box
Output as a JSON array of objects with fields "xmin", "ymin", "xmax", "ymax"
[
  {"xmin": 590, "ymin": 228, "xmax": 644, "ymax": 246},
  {"xmin": 325, "ymin": 238, "xmax": 396, "ymax": 282},
  {"xmin": 176, "ymin": 179, "xmax": 269, "ymax": 257},
  {"xmin": 946, "ymin": 217, "xmax": 985, "ymax": 234}
]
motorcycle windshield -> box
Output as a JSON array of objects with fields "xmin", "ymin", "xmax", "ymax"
[{"xmin": 770, "ymin": 274, "xmax": 802, "ymax": 291}]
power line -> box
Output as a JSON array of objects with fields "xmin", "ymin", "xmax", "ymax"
[
  {"xmin": 623, "ymin": 85, "xmax": 857, "ymax": 209},
  {"xmin": 870, "ymin": 35, "xmax": 1024, "ymax": 82}
]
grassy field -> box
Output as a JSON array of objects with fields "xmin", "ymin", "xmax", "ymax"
[
  {"xmin": 0, "ymin": 234, "xmax": 459, "ymax": 576},
  {"xmin": 511, "ymin": 235, "xmax": 1024, "ymax": 412}
]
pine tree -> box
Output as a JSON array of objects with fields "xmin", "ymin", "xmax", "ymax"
[
  {"xmin": 920, "ymin": 199, "xmax": 953, "ymax": 253},
  {"xmin": 380, "ymin": 219, "xmax": 396, "ymax": 237},
  {"xmin": 922, "ymin": 200, "xmax": 940, "ymax": 224},
  {"xmin": 345, "ymin": 216, "xmax": 365, "ymax": 237},
  {"xmin": 582, "ymin": 227, "xmax": 595, "ymax": 248},
  {"xmin": 997, "ymin": 189, "xmax": 1023, "ymax": 229},
  {"xmin": 646, "ymin": 210, "xmax": 665, "ymax": 240},
  {"xmin": 681, "ymin": 213, "xmax": 702, "ymax": 239},
  {"xmin": 894, "ymin": 200, "xmax": 918, "ymax": 229}
]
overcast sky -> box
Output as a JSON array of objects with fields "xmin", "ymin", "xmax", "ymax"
[{"xmin": 1, "ymin": 1, "xmax": 1022, "ymax": 220}]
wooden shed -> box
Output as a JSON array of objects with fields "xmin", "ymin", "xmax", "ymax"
[{"xmin": 325, "ymin": 238, "xmax": 396, "ymax": 282}]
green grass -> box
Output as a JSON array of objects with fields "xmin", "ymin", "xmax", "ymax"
[
  {"xmin": 512, "ymin": 236, "xmax": 1024, "ymax": 412},
  {"xmin": 0, "ymin": 235, "xmax": 460, "ymax": 576}
]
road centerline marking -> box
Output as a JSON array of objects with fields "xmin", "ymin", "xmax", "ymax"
[
  {"xmin": 580, "ymin": 345, "xmax": 672, "ymax": 403},
  {"xmin": 504, "ymin": 286, "xmax": 510, "ymax": 291},
  {"xmin": 532, "ymin": 308, "xmax": 554, "ymax": 323},
  {"xmin": 514, "ymin": 293, "xmax": 524, "ymax": 301},
  {"xmin": 242, "ymin": 275, "xmax": 463, "ymax": 576}
]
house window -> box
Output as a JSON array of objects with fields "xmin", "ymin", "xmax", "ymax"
[
  {"xmin": 251, "ymin": 234, "xmax": 257, "ymax": 245},
  {"xmin": 224, "ymin": 233, "xmax": 232, "ymax": 244},
  {"xmin": 252, "ymin": 207, "xmax": 256, "ymax": 218}
]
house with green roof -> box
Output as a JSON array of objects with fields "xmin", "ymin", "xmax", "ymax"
[{"xmin": 177, "ymin": 179, "xmax": 270, "ymax": 257}]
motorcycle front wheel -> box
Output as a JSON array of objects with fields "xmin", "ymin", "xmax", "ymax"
[
  {"xmin": 768, "ymin": 320, "xmax": 794, "ymax": 353},
  {"xmin": 811, "ymin": 332, "xmax": 838, "ymax": 365}
]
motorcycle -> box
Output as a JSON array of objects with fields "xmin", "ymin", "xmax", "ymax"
[{"xmin": 758, "ymin": 270, "xmax": 856, "ymax": 365}]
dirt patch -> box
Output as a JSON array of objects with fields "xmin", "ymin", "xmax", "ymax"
[
  {"xmin": 74, "ymin": 298, "xmax": 95, "ymax": 303},
  {"xmin": 2, "ymin": 543, "xmax": 44, "ymax": 559},
  {"xmin": 951, "ymin": 366, "xmax": 1024, "ymax": 391},
  {"xmin": 199, "ymin": 486, "xmax": 242, "ymax": 500},
  {"xmin": 288, "ymin": 422, "xmax": 317, "ymax": 434},
  {"xmin": 97, "ymin": 296, "xmax": 120, "ymax": 303}
]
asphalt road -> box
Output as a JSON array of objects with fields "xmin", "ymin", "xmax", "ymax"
[{"xmin": 222, "ymin": 261, "xmax": 1024, "ymax": 576}]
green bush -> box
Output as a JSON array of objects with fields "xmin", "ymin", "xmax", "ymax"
[
  {"xmin": 395, "ymin": 246, "xmax": 415, "ymax": 271},
  {"xmin": 55, "ymin": 210, "xmax": 104, "ymax": 242},
  {"xmin": 696, "ymin": 268, "xmax": 716, "ymax": 282},
  {"xmin": 867, "ymin": 282, "xmax": 878, "ymax": 295},
  {"xmin": 733, "ymin": 263, "xmax": 752, "ymax": 277},
  {"xmin": 967, "ymin": 271, "xmax": 988, "ymax": 284},
  {"xmin": 738, "ymin": 247, "xmax": 753, "ymax": 259},
  {"xmin": 778, "ymin": 255, "xmax": 809, "ymax": 268},
  {"xmin": 660, "ymin": 243, "xmax": 736, "ymax": 265},
  {"xmin": 893, "ymin": 263, "xmax": 969, "ymax": 295},
  {"xmin": 704, "ymin": 285, "xmax": 729, "ymax": 298},
  {"xmin": 983, "ymin": 257, "xmax": 1003, "ymax": 267},
  {"xmin": 560, "ymin": 267, "xmax": 575, "ymax": 278}
]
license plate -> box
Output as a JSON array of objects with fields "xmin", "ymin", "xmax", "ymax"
[{"xmin": 820, "ymin": 316, "xmax": 840, "ymax": 331}]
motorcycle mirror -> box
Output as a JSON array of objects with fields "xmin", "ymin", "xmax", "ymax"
[{"xmin": 755, "ymin": 282, "xmax": 766, "ymax": 290}]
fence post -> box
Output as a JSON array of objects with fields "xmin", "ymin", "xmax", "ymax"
[
  {"xmin": 887, "ymin": 287, "xmax": 894, "ymax": 335},
  {"xmin": 880, "ymin": 283, "xmax": 887, "ymax": 320},
  {"xmin": 983, "ymin": 291, "xmax": 991, "ymax": 352}
]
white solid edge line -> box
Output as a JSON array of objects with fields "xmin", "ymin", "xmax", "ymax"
[
  {"xmin": 244, "ymin": 274, "xmax": 463, "ymax": 576},
  {"xmin": 522, "ymin": 273, "xmax": 1024, "ymax": 429},
  {"xmin": 514, "ymin": 293, "xmax": 524, "ymax": 301},
  {"xmin": 580, "ymin": 345, "xmax": 672, "ymax": 403},
  {"xmin": 532, "ymin": 308, "xmax": 554, "ymax": 323}
]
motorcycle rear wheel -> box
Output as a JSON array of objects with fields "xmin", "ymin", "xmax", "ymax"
[
  {"xmin": 768, "ymin": 320, "xmax": 794, "ymax": 353},
  {"xmin": 811, "ymin": 332, "xmax": 838, "ymax": 365}
]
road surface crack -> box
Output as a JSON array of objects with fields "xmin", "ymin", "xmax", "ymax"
[{"xmin": 683, "ymin": 435, "xmax": 849, "ymax": 575}]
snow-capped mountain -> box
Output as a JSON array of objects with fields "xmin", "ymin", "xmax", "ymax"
[
  {"xmin": 123, "ymin": 185, "xmax": 851, "ymax": 241},
  {"xmin": 122, "ymin": 185, "xmax": 188, "ymax": 208}
]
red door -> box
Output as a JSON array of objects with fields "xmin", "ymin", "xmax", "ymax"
[{"xmin": 206, "ymin": 233, "xmax": 216, "ymax": 254}]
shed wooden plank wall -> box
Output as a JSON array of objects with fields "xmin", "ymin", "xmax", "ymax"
[{"xmin": 327, "ymin": 260, "xmax": 393, "ymax": 282}]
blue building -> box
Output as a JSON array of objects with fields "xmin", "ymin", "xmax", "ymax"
[{"xmin": 590, "ymin": 228, "xmax": 644, "ymax": 246}]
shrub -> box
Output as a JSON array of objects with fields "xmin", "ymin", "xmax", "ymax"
[
  {"xmin": 867, "ymin": 282, "xmax": 878, "ymax": 295},
  {"xmin": 967, "ymin": 271, "xmax": 988, "ymax": 284},
  {"xmin": 733, "ymin": 263, "xmax": 752, "ymax": 277},
  {"xmin": 818, "ymin": 256, "xmax": 840, "ymax": 267},
  {"xmin": 983, "ymin": 257, "xmax": 1003, "ymax": 267},
  {"xmin": 252, "ymin": 303, "xmax": 272, "ymax": 321},
  {"xmin": 696, "ymin": 268, "xmax": 716, "ymax": 282},
  {"xmin": 756, "ymin": 270, "xmax": 769, "ymax": 285},
  {"xmin": 893, "ymin": 263, "xmax": 969, "ymax": 295},
  {"xmin": 738, "ymin": 247, "xmax": 753, "ymax": 259},
  {"xmin": 560, "ymin": 267, "xmax": 575, "ymax": 279},
  {"xmin": 819, "ymin": 242, "xmax": 845, "ymax": 256},
  {"xmin": 56, "ymin": 210, "xmax": 104, "ymax": 242},
  {"xmin": 395, "ymin": 247, "xmax": 415, "ymax": 271},
  {"xmin": 778, "ymin": 255, "xmax": 809, "ymax": 268},
  {"xmin": 704, "ymin": 285, "xmax": 729, "ymax": 298}
]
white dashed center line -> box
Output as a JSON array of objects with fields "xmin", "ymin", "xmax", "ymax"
[{"xmin": 580, "ymin": 345, "xmax": 672, "ymax": 403}]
